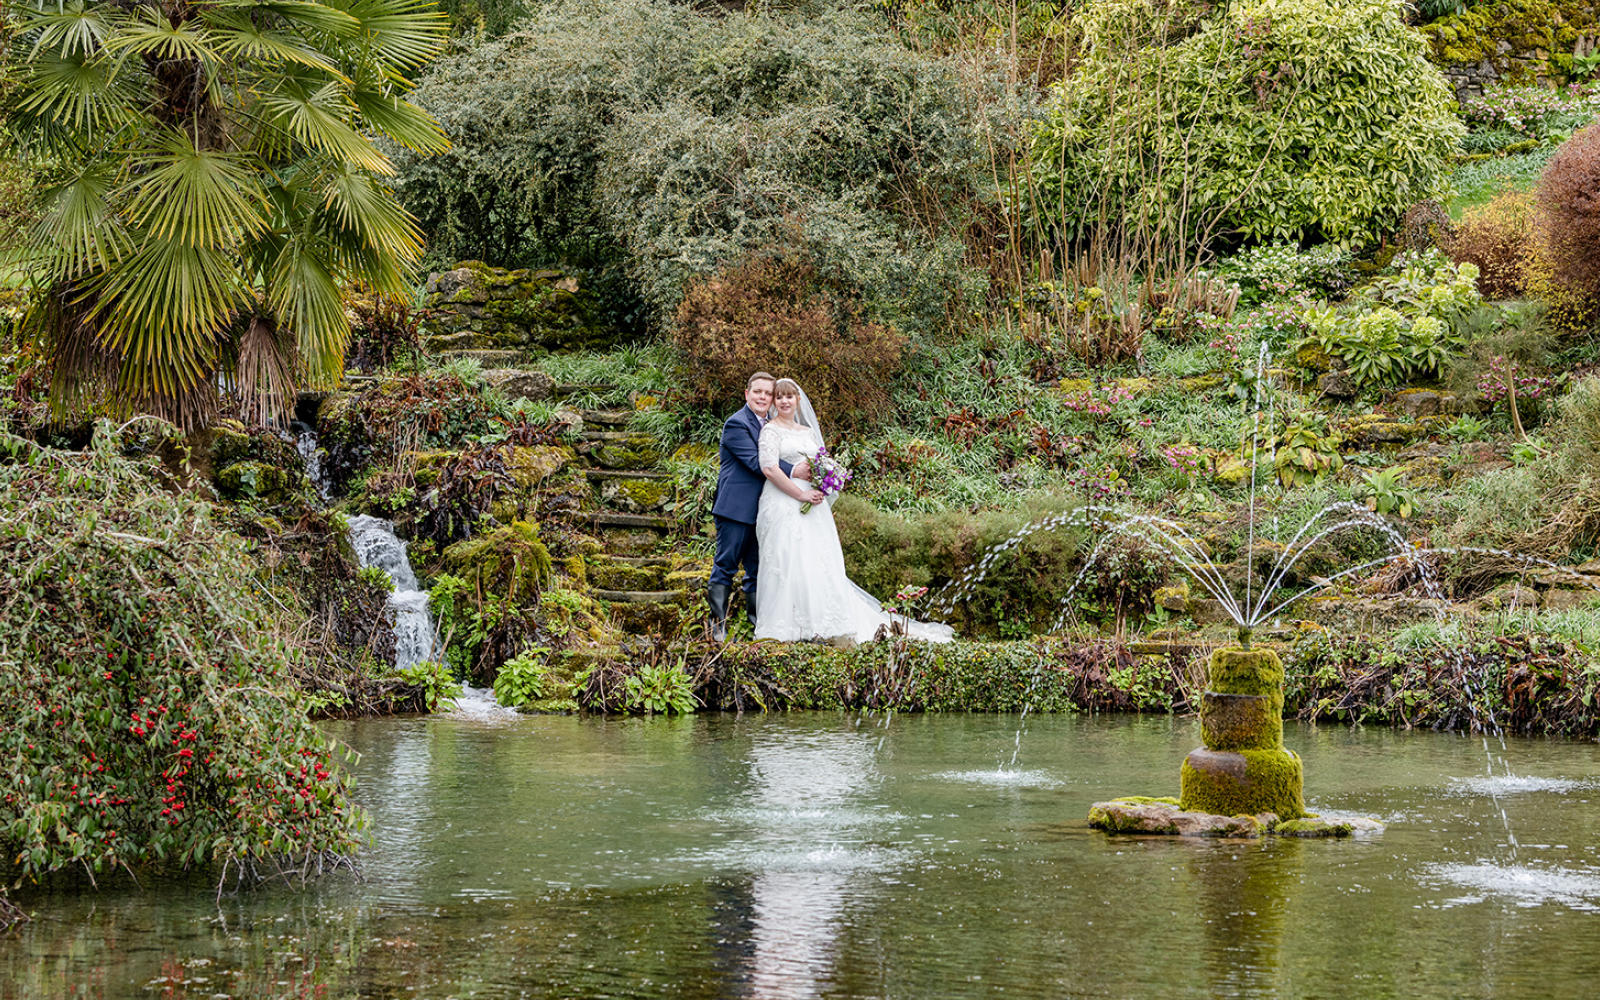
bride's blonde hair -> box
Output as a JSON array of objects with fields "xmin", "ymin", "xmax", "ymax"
[{"xmin": 774, "ymin": 378, "xmax": 801, "ymax": 399}]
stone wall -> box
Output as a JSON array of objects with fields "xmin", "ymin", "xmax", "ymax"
[
  {"xmin": 419, "ymin": 261, "xmax": 609, "ymax": 356},
  {"xmin": 1421, "ymin": 1, "xmax": 1599, "ymax": 100}
]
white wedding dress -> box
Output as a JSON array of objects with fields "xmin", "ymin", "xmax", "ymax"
[{"xmin": 754, "ymin": 421, "xmax": 954, "ymax": 644}]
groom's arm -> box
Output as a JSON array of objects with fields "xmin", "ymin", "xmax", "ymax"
[{"xmin": 725, "ymin": 417, "xmax": 792, "ymax": 477}]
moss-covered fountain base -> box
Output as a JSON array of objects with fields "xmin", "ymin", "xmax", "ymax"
[{"xmin": 1088, "ymin": 647, "xmax": 1383, "ymax": 839}]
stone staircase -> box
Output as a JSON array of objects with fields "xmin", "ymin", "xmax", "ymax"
[{"xmin": 569, "ymin": 403, "xmax": 706, "ymax": 634}]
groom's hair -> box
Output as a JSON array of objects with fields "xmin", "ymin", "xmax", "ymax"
[{"xmin": 747, "ymin": 371, "xmax": 776, "ymax": 389}]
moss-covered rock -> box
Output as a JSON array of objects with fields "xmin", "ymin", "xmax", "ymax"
[
  {"xmin": 215, "ymin": 461, "xmax": 298, "ymax": 502},
  {"xmin": 1088, "ymin": 798, "xmax": 1270, "ymax": 837},
  {"xmin": 420, "ymin": 261, "xmax": 609, "ymax": 354},
  {"xmin": 441, "ymin": 521, "xmax": 553, "ymax": 603},
  {"xmin": 1208, "ymin": 647, "xmax": 1285, "ymax": 698},
  {"xmin": 507, "ymin": 445, "xmax": 576, "ymax": 489},
  {"xmin": 1180, "ymin": 746, "xmax": 1306, "ymax": 820},
  {"xmin": 600, "ymin": 477, "xmax": 671, "ymax": 512}
]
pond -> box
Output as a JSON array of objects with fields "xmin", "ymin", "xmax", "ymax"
[{"xmin": 7, "ymin": 710, "xmax": 1600, "ymax": 998}]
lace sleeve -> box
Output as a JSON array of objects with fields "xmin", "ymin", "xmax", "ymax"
[{"xmin": 758, "ymin": 423, "xmax": 780, "ymax": 470}]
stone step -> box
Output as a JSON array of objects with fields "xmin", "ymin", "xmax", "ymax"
[
  {"xmin": 609, "ymin": 555, "xmax": 673, "ymax": 567},
  {"xmin": 554, "ymin": 383, "xmax": 618, "ymax": 398},
  {"xmin": 588, "ymin": 554, "xmax": 672, "ymax": 591},
  {"xmin": 580, "ymin": 429, "xmax": 653, "ymax": 443},
  {"xmin": 576, "ymin": 436, "xmax": 662, "ymax": 471},
  {"xmin": 577, "ymin": 409, "xmax": 634, "ymax": 427},
  {"xmin": 585, "ymin": 468, "xmax": 673, "ymax": 481},
  {"xmin": 593, "ymin": 512, "xmax": 676, "ymax": 531},
  {"xmin": 435, "ymin": 348, "xmax": 526, "ymax": 365},
  {"xmin": 593, "ymin": 589, "xmax": 686, "ymax": 604}
]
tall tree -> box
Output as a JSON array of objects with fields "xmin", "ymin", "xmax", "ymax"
[{"xmin": 2, "ymin": 0, "xmax": 450, "ymax": 427}]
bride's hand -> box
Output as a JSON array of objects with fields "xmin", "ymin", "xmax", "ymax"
[
  {"xmin": 801, "ymin": 488, "xmax": 825, "ymax": 505},
  {"xmin": 791, "ymin": 459, "xmax": 812, "ymax": 481}
]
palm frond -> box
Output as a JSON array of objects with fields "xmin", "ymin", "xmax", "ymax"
[
  {"xmin": 319, "ymin": 164, "xmax": 423, "ymax": 260},
  {"xmin": 202, "ymin": 9, "xmax": 346, "ymax": 79},
  {"xmin": 227, "ymin": 313, "xmax": 299, "ymax": 426},
  {"xmin": 121, "ymin": 130, "xmax": 270, "ymax": 250},
  {"xmin": 91, "ymin": 237, "xmax": 243, "ymax": 393},
  {"xmin": 331, "ymin": 0, "xmax": 448, "ymax": 71},
  {"xmin": 102, "ymin": 6, "xmax": 221, "ymax": 67},
  {"xmin": 11, "ymin": 49, "xmax": 138, "ymax": 135},
  {"xmin": 266, "ymin": 238, "xmax": 348, "ymax": 385},
  {"xmin": 32, "ymin": 165, "xmax": 133, "ymax": 280},
  {"xmin": 14, "ymin": 0, "xmax": 117, "ymax": 60},
  {"xmin": 256, "ymin": 78, "xmax": 392, "ymax": 174},
  {"xmin": 350, "ymin": 85, "xmax": 448, "ymax": 153}
]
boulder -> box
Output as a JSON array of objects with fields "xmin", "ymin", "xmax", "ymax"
[
  {"xmin": 1317, "ymin": 370, "xmax": 1358, "ymax": 400},
  {"xmin": 483, "ymin": 368, "xmax": 555, "ymax": 402}
]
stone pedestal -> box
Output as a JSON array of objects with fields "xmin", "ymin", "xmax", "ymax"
[{"xmin": 1179, "ymin": 647, "xmax": 1305, "ymax": 820}]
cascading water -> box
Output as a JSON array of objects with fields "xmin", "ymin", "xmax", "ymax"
[
  {"xmin": 294, "ymin": 424, "xmax": 331, "ymax": 501},
  {"xmin": 347, "ymin": 514, "xmax": 439, "ymax": 670}
]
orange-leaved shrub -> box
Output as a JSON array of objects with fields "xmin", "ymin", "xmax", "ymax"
[
  {"xmin": 1449, "ymin": 191, "xmax": 1535, "ymax": 300},
  {"xmin": 1534, "ymin": 122, "xmax": 1600, "ymax": 330},
  {"xmin": 673, "ymin": 252, "xmax": 907, "ymax": 430}
]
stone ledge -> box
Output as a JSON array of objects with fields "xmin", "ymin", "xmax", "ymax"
[{"xmin": 1088, "ymin": 798, "xmax": 1383, "ymax": 839}]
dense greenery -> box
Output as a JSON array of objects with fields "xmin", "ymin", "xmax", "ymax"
[
  {"xmin": 392, "ymin": 0, "xmax": 986, "ymax": 335},
  {"xmin": 1, "ymin": 0, "xmax": 449, "ymax": 427},
  {"xmin": 0, "ymin": 425, "xmax": 366, "ymax": 888},
  {"xmin": 1034, "ymin": 0, "xmax": 1462, "ymax": 247}
]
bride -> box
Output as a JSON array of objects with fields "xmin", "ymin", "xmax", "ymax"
[{"xmin": 755, "ymin": 378, "xmax": 954, "ymax": 644}]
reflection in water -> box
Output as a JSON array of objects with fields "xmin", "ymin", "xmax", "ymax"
[
  {"xmin": 738, "ymin": 729, "xmax": 879, "ymax": 998},
  {"xmin": 1191, "ymin": 841, "xmax": 1302, "ymax": 998}
]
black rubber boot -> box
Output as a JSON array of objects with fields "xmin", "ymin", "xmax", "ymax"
[
  {"xmin": 708, "ymin": 583, "xmax": 731, "ymax": 643},
  {"xmin": 744, "ymin": 590, "xmax": 757, "ymax": 631}
]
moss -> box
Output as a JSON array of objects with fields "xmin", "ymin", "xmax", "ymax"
[
  {"xmin": 506, "ymin": 445, "xmax": 576, "ymax": 489},
  {"xmin": 589, "ymin": 558, "xmax": 665, "ymax": 591},
  {"xmin": 1207, "ymin": 647, "xmax": 1284, "ymax": 698},
  {"xmin": 441, "ymin": 520, "xmax": 553, "ymax": 603},
  {"xmin": 1274, "ymin": 817, "xmax": 1354, "ymax": 838},
  {"xmin": 1201, "ymin": 692, "xmax": 1284, "ymax": 750},
  {"xmin": 672, "ymin": 442, "xmax": 715, "ymax": 463},
  {"xmin": 1180, "ymin": 747, "xmax": 1306, "ymax": 821},
  {"xmin": 1111, "ymin": 795, "xmax": 1180, "ymax": 806},
  {"xmin": 215, "ymin": 461, "xmax": 294, "ymax": 501},
  {"xmin": 1176, "ymin": 374, "xmax": 1226, "ymax": 392},
  {"xmin": 590, "ymin": 440, "xmax": 664, "ymax": 470},
  {"xmin": 612, "ymin": 478, "xmax": 671, "ymax": 510}
]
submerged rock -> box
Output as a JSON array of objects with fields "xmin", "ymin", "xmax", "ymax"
[{"xmin": 1088, "ymin": 798, "xmax": 1273, "ymax": 838}]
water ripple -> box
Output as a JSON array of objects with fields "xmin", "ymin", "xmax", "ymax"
[{"xmin": 1425, "ymin": 862, "xmax": 1600, "ymax": 911}]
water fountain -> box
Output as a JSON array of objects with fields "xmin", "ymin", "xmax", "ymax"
[{"xmin": 935, "ymin": 345, "xmax": 1600, "ymax": 837}]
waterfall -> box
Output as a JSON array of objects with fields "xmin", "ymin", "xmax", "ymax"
[
  {"xmin": 347, "ymin": 514, "xmax": 438, "ymax": 670},
  {"xmin": 295, "ymin": 425, "xmax": 332, "ymax": 501}
]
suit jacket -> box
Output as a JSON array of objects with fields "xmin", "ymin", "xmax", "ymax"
[{"xmin": 712, "ymin": 405, "xmax": 791, "ymax": 524}]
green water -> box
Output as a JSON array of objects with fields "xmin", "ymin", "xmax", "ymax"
[{"xmin": 6, "ymin": 711, "xmax": 1600, "ymax": 999}]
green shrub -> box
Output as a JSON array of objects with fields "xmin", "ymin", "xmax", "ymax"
[
  {"xmin": 624, "ymin": 661, "xmax": 696, "ymax": 715},
  {"xmin": 0, "ymin": 425, "xmax": 365, "ymax": 884},
  {"xmin": 1299, "ymin": 258, "xmax": 1481, "ymax": 387},
  {"xmin": 1033, "ymin": 0, "xmax": 1462, "ymax": 248},
  {"xmin": 492, "ymin": 648, "xmax": 553, "ymax": 709},
  {"xmin": 394, "ymin": 0, "xmax": 985, "ymax": 334},
  {"xmin": 397, "ymin": 660, "xmax": 463, "ymax": 713}
]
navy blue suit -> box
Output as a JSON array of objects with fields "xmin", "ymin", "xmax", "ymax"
[{"xmin": 711, "ymin": 405, "xmax": 791, "ymax": 595}]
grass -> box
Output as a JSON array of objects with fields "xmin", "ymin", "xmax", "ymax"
[{"xmin": 1448, "ymin": 145, "xmax": 1558, "ymax": 220}]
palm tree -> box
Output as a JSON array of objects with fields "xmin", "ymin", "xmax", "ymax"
[{"xmin": 2, "ymin": 0, "xmax": 450, "ymax": 427}]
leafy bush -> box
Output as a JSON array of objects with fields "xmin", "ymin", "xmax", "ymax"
[
  {"xmin": 397, "ymin": 660, "xmax": 463, "ymax": 713},
  {"xmin": 492, "ymin": 648, "xmax": 553, "ymax": 708},
  {"xmin": 1211, "ymin": 243, "xmax": 1351, "ymax": 307},
  {"xmin": 1270, "ymin": 413, "xmax": 1345, "ymax": 487},
  {"xmin": 624, "ymin": 661, "xmax": 696, "ymax": 715},
  {"xmin": 0, "ymin": 426, "xmax": 365, "ymax": 883},
  {"xmin": 1032, "ymin": 0, "xmax": 1462, "ymax": 248},
  {"xmin": 1535, "ymin": 121, "xmax": 1600, "ymax": 314},
  {"xmin": 1449, "ymin": 191, "xmax": 1535, "ymax": 298},
  {"xmin": 394, "ymin": 0, "xmax": 986, "ymax": 334},
  {"xmin": 674, "ymin": 251, "xmax": 908, "ymax": 424},
  {"xmin": 1300, "ymin": 259, "xmax": 1482, "ymax": 387},
  {"xmin": 1459, "ymin": 84, "xmax": 1599, "ymax": 140},
  {"xmin": 320, "ymin": 372, "xmax": 500, "ymax": 493}
]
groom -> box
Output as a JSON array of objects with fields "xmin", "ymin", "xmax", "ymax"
[{"xmin": 709, "ymin": 371, "xmax": 809, "ymax": 642}]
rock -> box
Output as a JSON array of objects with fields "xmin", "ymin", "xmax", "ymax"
[
  {"xmin": 1342, "ymin": 413, "xmax": 1423, "ymax": 447},
  {"xmin": 1539, "ymin": 589, "xmax": 1600, "ymax": 612},
  {"xmin": 1317, "ymin": 369, "xmax": 1358, "ymax": 400},
  {"xmin": 426, "ymin": 265, "xmax": 488, "ymax": 304},
  {"xmin": 1088, "ymin": 798, "xmax": 1272, "ymax": 838},
  {"xmin": 1390, "ymin": 388, "xmax": 1444, "ymax": 420},
  {"xmin": 506, "ymin": 445, "xmax": 576, "ymax": 489},
  {"xmin": 1154, "ymin": 581, "xmax": 1191, "ymax": 613},
  {"xmin": 483, "ymin": 368, "xmax": 555, "ymax": 402},
  {"xmin": 1274, "ymin": 815, "xmax": 1384, "ymax": 838}
]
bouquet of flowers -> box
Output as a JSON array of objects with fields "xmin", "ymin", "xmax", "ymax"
[{"xmin": 800, "ymin": 445, "xmax": 852, "ymax": 514}]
